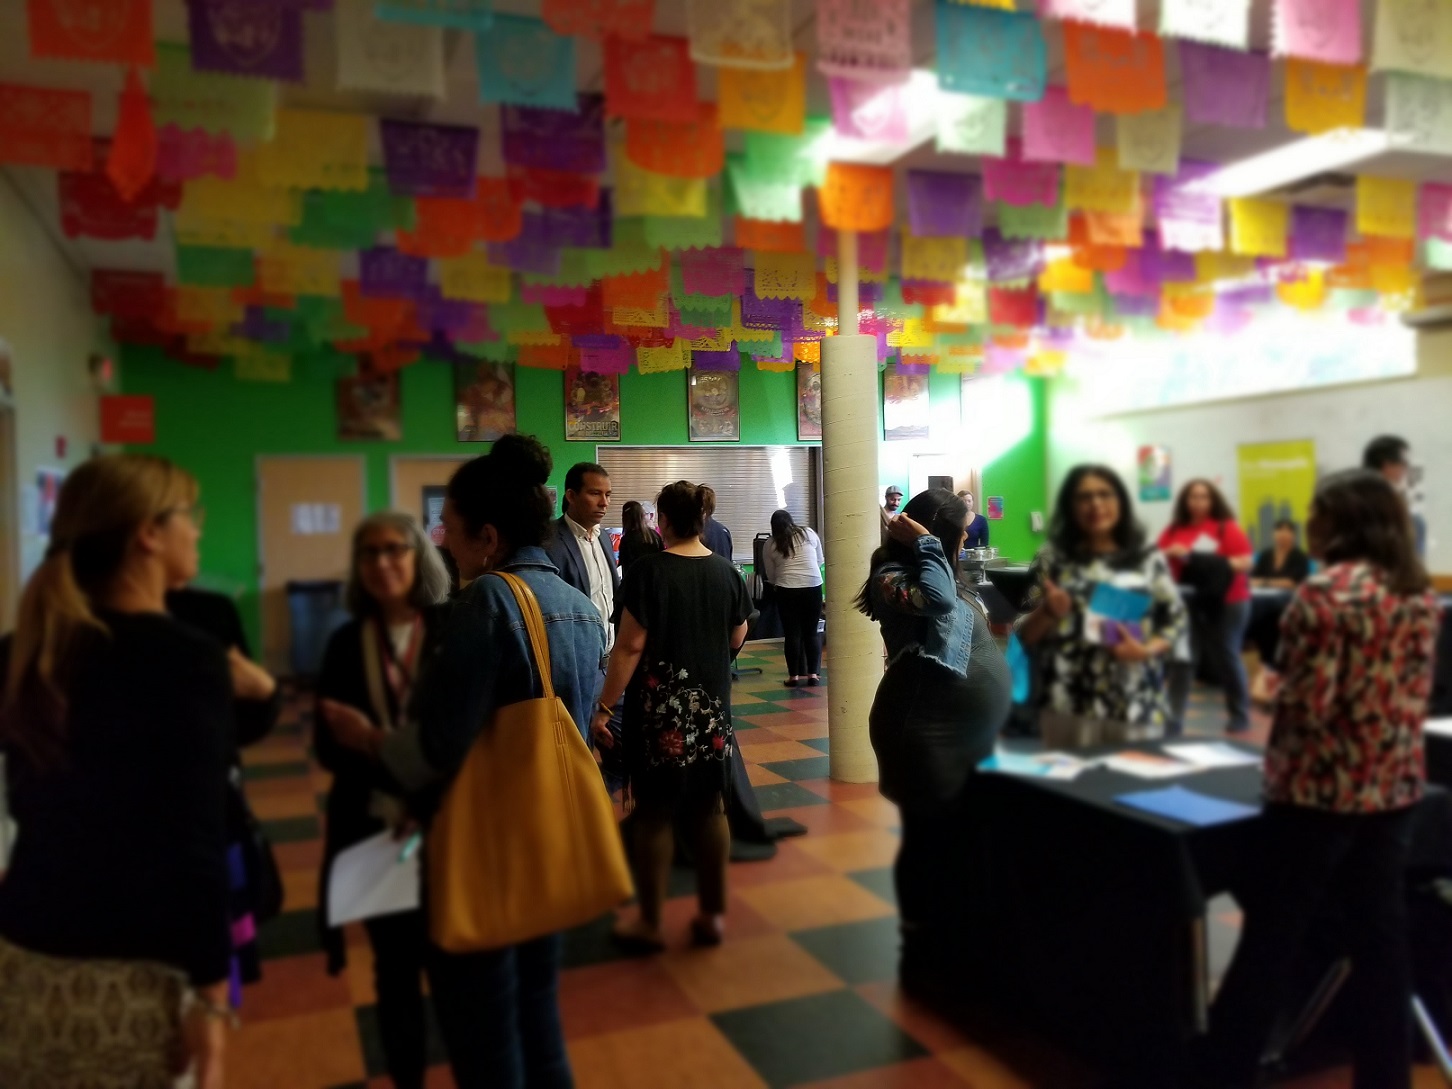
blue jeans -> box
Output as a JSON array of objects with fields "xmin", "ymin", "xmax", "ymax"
[
  {"xmin": 1169, "ymin": 599, "xmax": 1251, "ymax": 735},
  {"xmin": 426, "ymin": 933, "xmax": 572, "ymax": 1089}
]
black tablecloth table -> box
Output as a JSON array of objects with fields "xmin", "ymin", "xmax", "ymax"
[{"xmin": 955, "ymin": 743, "xmax": 1452, "ymax": 1074}]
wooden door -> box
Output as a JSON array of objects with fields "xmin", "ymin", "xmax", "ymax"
[
  {"xmin": 390, "ymin": 456, "xmax": 467, "ymax": 545},
  {"xmin": 256, "ymin": 456, "xmax": 366, "ymax": 676}
]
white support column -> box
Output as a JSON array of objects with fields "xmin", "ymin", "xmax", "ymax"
[{"xmin": 822, "ymin": 229, "xmax": 881, "ymax": 784}]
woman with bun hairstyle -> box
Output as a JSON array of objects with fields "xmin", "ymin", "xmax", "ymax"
[
  {"xmin": 0, "ymin": 455, "xmax": 234, "ymax": 1089},
  {"xmin": 321, "ymin": 434, "xmax": 605, "ymax": 1089},
  {"xmin": 592, "ymin": 480, "xmax": 753, "ymax": 951}
]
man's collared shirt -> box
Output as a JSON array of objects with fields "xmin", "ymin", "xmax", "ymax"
[{"xmin": 566, "ymin": 513, "xmax": 615, "ymax": 653}]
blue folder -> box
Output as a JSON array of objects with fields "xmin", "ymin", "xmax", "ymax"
[{"xmin": 1114, "ymin": 785, "xmax": 1260, "ymax": 828}]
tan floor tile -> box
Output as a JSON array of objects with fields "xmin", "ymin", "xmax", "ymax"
[
  {"xmin": 227, "ymin": 1007, "xmax": 365, "ymax": 1089},
  {"xmin": 796, "ymin": 1057, "xmax": 973, "ymax": 1089},
  {"xmin": 282, "ymin": 867, "xmax": 318, "ymax": 912},
  {"xmin": 243, "ymin": 742, "xmax": 308, "ymax": 767},
  {"xmin": 769, "ymin": 719, "xmax": 831, "ymax": 741},
  {"xmin": 745, "ymin": 763, "xmax": 787, "ymax": 786},
  {"xmin": 725, "ymin": 839, "xmax": 836, "ymax": 889},
  {"xmin": 249, "ymin": 791, "xmax": 320, "ymax": 821},
  {"xmin": 734, "ymin": 739, "xmax": 824, "ymax": 764},
  {"xmin": 659, "ymin": 932, "xmax": 843, "ymax": 1013},
  {"xmin": 799, "ymin": 778, "xmax": 884, "ymax": 802},
  {"xmin": 736, "ymin": 873, "xmax": 896, "ymax": 931},
  {"xmin": 793, "ymin": 830, "xmax": 901, "ymax": 873},
  {"xmin": 569, "ymin": 1017, "xmax": 768, "ymax": 1089},
  {"xmin": 765, "ymin": 803, "xmax": 881, "ymax": 836},
  {"xmin": 740, "ymin": 710, "xmax": 823, "ymax": 730},
  {"xmin": 839, "ymin": 795, "xmax": 904, "ymax": 829},
  {"xmin": 345, "ymin": 940, "xmax": 376, "ymax": 1006}
]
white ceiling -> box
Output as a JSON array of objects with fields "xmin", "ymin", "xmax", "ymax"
[{"xmin": 0, "ymin": 0, "xmax": 1442, "ymax": 280}]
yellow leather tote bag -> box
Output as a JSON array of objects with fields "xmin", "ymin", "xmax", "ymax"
[{"xmin": 428, "ymin": 572, "xmax": 634, "ymax": 952}]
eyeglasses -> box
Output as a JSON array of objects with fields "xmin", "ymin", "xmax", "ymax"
[
  {"xmin": 1074, "ymin": 489, "xmax": 1117, "ymax": 506},
  {"xmin": 160, "ymin": 504, "xmax": 206, "ymax": 529},
  {"xmin": 359, "ymin": 543, "xmax": 415, "ymax": 563}
]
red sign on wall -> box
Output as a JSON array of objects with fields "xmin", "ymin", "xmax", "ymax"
[{"xmin": 100, "ymin": 394, "xmax": 155, "ymax": 444}]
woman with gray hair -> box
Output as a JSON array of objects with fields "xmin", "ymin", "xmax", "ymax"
[{"xmin": 312, "ymin": 511, "xmax": 449, "ymax": 1089}]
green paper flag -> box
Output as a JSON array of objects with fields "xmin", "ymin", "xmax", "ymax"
[
  {"xmin": 490, "ymin": 301, "xmax": 548, "ymax": 333},
  {"xmin": 152, "ymin": 43, "xmax": 277, "ymax": 142},
  {"xmin": 645, "ymin": 183, "xmax": 724, "ymax": 250},
  {"xmin": 727, "ymin": 153, "xmax": 803, "ymax": 224},
  {"xmin": 997, "ymin": 196, "xmax": 1069, "ymax": 241},
  {"xmin": 742, "ymin": 117, "xmax": 831, "ymax": 188},
  {"xmin": 176, "ymin": 245, "xmax": 255, "ymax": 288},
  {"xmin": 1426, "ymin": 238, "xmax": 1452, "ymax": 271}
]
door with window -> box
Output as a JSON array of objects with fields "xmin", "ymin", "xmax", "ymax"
[{"xmin": 256, "ymin": 456, "xmax": 366, "ymax": 675}]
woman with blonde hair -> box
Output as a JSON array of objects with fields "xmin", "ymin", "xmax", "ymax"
[{"xmin": 0, "ymin": 455, "xmax": 234, "ymax": 1089}]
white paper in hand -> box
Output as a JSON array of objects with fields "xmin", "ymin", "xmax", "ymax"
[{"xmin": 327, "ymin": 831, "xmax": 421, "ymax": 927}]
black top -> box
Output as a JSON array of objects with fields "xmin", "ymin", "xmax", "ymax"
[
  {"xmin": 313, "ymin": 607, "xmax": 447, "ymax": 973},
  {"xmin": 0, "ymin": 612, "xmax": 234, "ymax": 985},
  {"xmin": 618, "ymin": 530, "xmax": 663, "ymax": 573},
  {"xmin": 167, "ymin": 587, "xmax": 280, "ymax": 749},
  {"xmin": 964, "ymin": 514, "xmax": 990, "ymax": 550},
  {"xmin": 619, "ymin": 552, "xmax": 752, "ymax": 802},
  {"xmin": 702, "ymin": 518, "xmax": 734, "ymax": 562},
  {"xmin": 1251, "ymin": 547, "xmax": 1311, "ymax": 584}
]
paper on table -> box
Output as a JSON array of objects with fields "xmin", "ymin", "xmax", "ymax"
[
  {"xmin": 1163, "ymin": 742, "xmax": 1262, "ymax": 769},
  {"xmin": 1103, "ymin": 751, "xmax": 1193, "ymax": 779},
  {"xmin": 979, "ymin": 750, "xmax": 1096, "ymax": 781},
  {"xmin": 1426, "ymin": 718, "xmax": 1452, "ymax": 739},
  {"xmin": 327, "ymin": 831, "xmax": 421, "ymax": 927},
  {"xmin": 1115, "ymin": 785, "xmax": 1260, "ymax": 827}
]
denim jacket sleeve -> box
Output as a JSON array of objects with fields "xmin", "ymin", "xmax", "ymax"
[{"xmin": 873, "ymin": 536, "xmax": 958, "ymax": 617}]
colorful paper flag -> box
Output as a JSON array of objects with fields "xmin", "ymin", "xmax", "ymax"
[
  {"xmin": 1357, "ymin": 176, "xmax": 1417, "ymax": 239},
  {"xmin": 604, "ymin": 35, "xmax": 698, "ymax": 123},
  {"xmin": 1159, "ymin": 0, "xmax": 1250, "ymax": 50},
  {"xmin": 1063, "ymin": 24, "xmax": 1168, "ymax": 114},
  {"xmin": 187, "ymin": 0, "xmax": 305, "ymax": 82},
  {"xmin": 816, "ymin": 0, "xmax": 912, "ymax": 82},
  {"xmin": 1272, "ymin": 0, "xmax": 1362, "ymax": 66},
  {"xmin": 1284, "ymin": 58, "xmax": 1366, "ymax": 134},
  {"xmin": 1023, "ymin": 87, "xmax": 1096, "ymax": 166},
  {"xmin": 1179, "ymin": 42, "xmax": 1269, "ymax": 129},
  {"xmin": 336, "ymin": 0, "xmax": 446, "ymax": 98},
  {"xmin": 27, "ymin": 0, "xmax": 155, "ymax": 67},
  {"xmin": 935, "ymin": 3, "xmax": 1046, "ymax": 102},
  {"xmin": 475, "ymin": 14, "xmax": 576, "ymax": 110},
  {"xmin": 717, "ymin": 51, "xmax": 806, "ymax": 134}
]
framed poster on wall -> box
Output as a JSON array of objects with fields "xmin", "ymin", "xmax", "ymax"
[
  {"xmin": 422, "ymin": 484, "xmax": 447, "ymax": 546},
  {"xmin": 1238, "ymin": 439, "xmax": 1316, "ymax": 553},
  {"xmin": 454, "ymin": 361, "xmax": 516, "ymax": 442},
  {"xmin": 883, "ymin": 366, "xmax": 930, "ymax": 441},
  {"xmin": 336, "ymin": 372, "xmax": 402, "ymax": 441},
  {"xmin": 1138, "ymin": 445, "xmax": 1172, "ymax": 502},
  {"xmin": 796, "ymin": 361, "xmax": 821, "ymax": 441},
  {"xmin": 564, "ymin": 368, "xmax": 621, "ymax": 442},
  {"xmin": 689, "ymin": 369, "xmax": 741, "ymax": 442}
]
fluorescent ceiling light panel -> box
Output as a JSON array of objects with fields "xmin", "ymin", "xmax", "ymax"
[
  {"xmin": 1189, "ymin": 129, "xmax": 1394, "ymax": 198},
  {"xmin": 813, "ymin": 69, "xmax": 939, "ymax": 166}
]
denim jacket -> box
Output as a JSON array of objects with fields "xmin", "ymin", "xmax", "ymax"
[
  {"xmin": 869, "ymin": 536, "xmax": 974, "ymax": 676},
  {"xmin": 382, "ymin": 546, "xmax": 607, "ymax": 792}
]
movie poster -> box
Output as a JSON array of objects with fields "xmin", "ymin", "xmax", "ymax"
[
  {"xmin": 336, "ymin": 372, "xmax": 402, "ymax": 441},
  {"xmin": 454, "ymin": 361, "xmax": 516, "ymax": 442},
  {"xmin": 564, "ymin": 368, "xmax": 621, "ymax": 441},
  {"xmin": 883, "ymin": 367, "xmax": 930, "ymax": 441},
  {"xmin": 1137, "ymin": 445, "xmax": 1172, "ymax": 502},
  {"xmin": 797, "ymin": 361, "xmax": 822, "ymax": 441},
  {"xmin": 689, "ymin": 369, "xmax": 740, "ymax": 442}
]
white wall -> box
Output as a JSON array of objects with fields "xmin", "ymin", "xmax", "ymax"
[
  {"xmin": 0, "ymin": 172, "xmax": 109, "ymax": 604},
  {"xmin": 1048, "ymin": 329, "xmax": 1452, "ymax": 573}
]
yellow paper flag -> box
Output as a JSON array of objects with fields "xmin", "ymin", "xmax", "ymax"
[
  {"xmin": 754, "ymin": 251, "xmax": 817, "ymax": 300},
  {"xmin": 1357, "ymin": 176, "xmax": 1417, "ymax": 239},
  {"xmin": 614, "ymin": 144, "xmax": 708, "ymax": 219},
  {"xmin": 438, "ymin": 255, "xmax": 513, "ymax": 304},
  {"xmin": 256, "ymin": 109, "xmax": 370, "ymax": 192},
  {"xmin": 1285, "ymin": 59, "xmax": 1366, "ymax": 135},
  {"xmin": 718, "ymin": 52, "xmax": 806, "ymax": 134},
  {"xmin": 1065, "ymin": 148, "xmax": 1140, "ymax": 214},
  {"xmin": 901, "ymin": 233, "xmax": 968, "ymax": 284},
  {"xmin": 1277, "ymin": 269, "xmax": 1327, "ymax": 311},
  {"xmin": 257, "ymin": 244, "xmax": 341, "ymax": 298},
  {"xmin": 1228, "ymin": 198, "xmax": 1289, "ymax": 258},
  {"xmin": 636, "ymin": 339, "xmax": 689, "ymax": 373}
]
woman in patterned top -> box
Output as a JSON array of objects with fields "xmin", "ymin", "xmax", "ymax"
[
  {"xmin": 1201, "ymin": 470, "xmax": 1441, "ymax": 1089},
  {"xmin": 1017, "ymin": 465, "xmax": 1187, "ymax": 745}
]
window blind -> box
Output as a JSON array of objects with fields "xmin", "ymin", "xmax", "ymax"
[{"xmin": 595, "ymin": 446, "xmax": 820, "ymax": 563}]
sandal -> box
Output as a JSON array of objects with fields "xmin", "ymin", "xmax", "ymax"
[
  {"xmin": 690, "ymin": 915, "xmax": 725, "ymax": 947},
  {"xmin": 611, "ymin": 920, "xmax": 665, "ymax": 954}
]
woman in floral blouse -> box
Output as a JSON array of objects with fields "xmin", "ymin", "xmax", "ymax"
[
  {"xmin": 1202, "ymin": 470, "xmax": 1441, "ymax": 1089},
  {"xmin": 1017, "ymin": 465, "xmax": 1187, "ymax": 745}
]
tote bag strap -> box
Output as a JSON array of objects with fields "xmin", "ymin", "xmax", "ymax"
[{"xmin": 491, "ymin": 571, "xmax": 555, "ymax": 701}]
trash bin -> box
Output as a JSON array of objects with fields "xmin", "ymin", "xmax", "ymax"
[{"xmin": 286, "ymin": 579, "xmax": 345, "ymax": 679}]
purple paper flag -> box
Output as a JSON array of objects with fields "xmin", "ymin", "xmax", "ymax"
[
  {"xmin": 500, "ymin": 95, "xmax": 606, "ymax": 175},
  {"xmin": 894, "ymin": 361, "xmax": 930, "ymax": 376},
  {"xmin": 826, "ymin": 281, "xmax": 883, "ymax": 305},
  {"xmin": 1220, "ymin": 282, "xmax": 1273, "ymax": 307},
  {"xmin": 681, "ymin": 248, "xmax": 745, "ymax": 297},
  {"xmin": 1139, "ymin": 237, "xmax": 1197, "ymax": 283},
  {"xmin": 1111, "ymin": 293, "xmax": 1158, "ymax": 317},
  {"xmin": 539, "ymin": 192, "xmax": 612, "ymax": 249},
  {"xmin": 818, "ymin": 229, "xmax": 891, "ymax": 275},
  {"xmin": 187, "ymin": 0, "xmax": 306, "ymax": 81},
  {"xmin": 426, "ymin": 296, "xmax": 483, "ymax": 333},
  {"xmin": 692, "ymin": 347, "xmax": 741, "ymax": 372},
  {"xmin": 741, "ymin": 289, "xmax": 799, "ymax": 330},
  {"xmin": 1204, "ymin": 302, "xmax": 1254, "ymax": 336},
  {"xmin": 381, "ymin": 119, "xmax": 480, "ymax": 198},
  {"xmin": 574, "ymin": 334, "xmax": 624, "ymax": 350},
  {"xmin": 983, "ymin": 229, "xmax": 1044, "ymax": 283},
  {"xmin": 1289, "ymin": 205, "xmax": 1348, "ymax": 264},
  {"xmin": 487, "ymin": 221, "xmax": 561, "ymax": 275},
  {"xmin": 579, "ymin": 343, "xmax": 633, "ymax": 374},
  {"xmin": 359, "ymin": 247, "xmax": 430, "ymax": 299},
  {"xmin": 985, "ymin": 343, "xmax": 1026, "ymax": 373},
  {"xmin": 449, "ymin": 308, "xmax": 496, "ymax": 343},
  {"xmin": 1104, "ymin": 257, "xmax": 1156, "ymax": 298},
  {"xmin": 907, "ymin": 170, "xmax": 984, "ymax": 238},
  {"xmin": 1179, "ymin": 43, "xmax": 1269, "ymax": 130},
  {"xmin": 1022, "ymin": 88, "xmax": 1096, "ymax": 166},
  {"xmin": 982, "ymin": 140, "xmax": 1061, "ymax": 208},
  {"xmin": 1154, "ymin": 162, "xmax": 1224, "ymax": 253}
]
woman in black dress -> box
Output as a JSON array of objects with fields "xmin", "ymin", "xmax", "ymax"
[
  {"xmin": 617, "ymin": 499, "xmax": 662, "ymax": 573},
  {"xmin": 592, "ymin": 481, "xmax": 752, "ymax": 949},
  {"xmin": 314, "ymin": 511, "xmax": 450, "ymax": 1089}
]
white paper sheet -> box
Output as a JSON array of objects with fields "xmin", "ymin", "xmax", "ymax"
[
  {"xmin": 1103, "ymin": 752, "xmax": 1194, "ymax": 779},
  {"xmin": 327, "ymin": 831, "xmax": 420, "ymax": 927},
  {"xmin": 1163, "ymin": 742, "xmax": 1262, "ymax": 769},
  {"xmin": 1426, "ymin": 718, "xmax": 1452, "ymax": 739}
]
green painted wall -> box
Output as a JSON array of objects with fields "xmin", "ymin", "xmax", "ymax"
[{"xmin": 122, "ymin": 346, "xmax": 1047, "ymax": 648}]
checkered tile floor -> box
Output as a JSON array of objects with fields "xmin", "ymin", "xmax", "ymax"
[{"xmin": 231, "ymin": 646, "xmax": 1439, "ymax": 1089}]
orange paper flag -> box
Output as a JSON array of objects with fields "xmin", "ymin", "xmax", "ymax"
[
  {"xmin": 818, "ymin": 163, "xmax": 894, "ymax": 233},
  {"xmin": 735, "ymin": 217, "xmax": 806, "ymax": 253},
  {"xmin": 1063, "ymin": 23, "xmax": 1167, "ymax": 115},
  {"xmin": 107, "ymin": 67, "xmax": 156, "ymax": 202},
  {"xmin": 625, "ymin": 103, "xmax": 724, "ymax": 179}
]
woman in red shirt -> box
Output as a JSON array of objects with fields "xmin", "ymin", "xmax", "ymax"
[
  {"xmin": 1158, "ymin": 479, "xmax": 1255, "ymax": 734},
  {"xmin": 1199, "ymin": 470, "xmax": 1440, "ymax": 1089}
]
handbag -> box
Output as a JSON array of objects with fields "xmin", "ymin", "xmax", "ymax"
[
  {"xmin": 230, "ymin": 777, "xmax": 284, "ymax": 924},
  {"xmin": 427, "ymin": 572, "xmax": 634, "ymax": 953},
  {"xmin": 1180, "ymin": 522, "xmax": 1232, "ymax": 614}
]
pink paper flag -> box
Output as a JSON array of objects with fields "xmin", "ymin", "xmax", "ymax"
[
  {"xmin": 1422, "ymin": 184, "xmax": 1452, "ymax": 243},
  {"xmin": 983, "ymin": 139, "xmax": 1061, "ymax": 207},
  {"xmin": 1272, "ymin": 0, "xmax": 1361, "ymax": 65},
  {"xmin": 1022, "ymin": 87, "xmax": 1097, "ymax": 166},
  {"xmin": 827, "ymin": 77, "xmax": 908, "ymax": 143}
]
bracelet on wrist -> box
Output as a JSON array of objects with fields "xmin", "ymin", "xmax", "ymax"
[
  {"xmin": 597, "ymin": 701, "xmax": 614, "ymax": 718},
  {"xmin": 189, "ymin": 994, "xmax": 239, "ymax": 1029}
]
